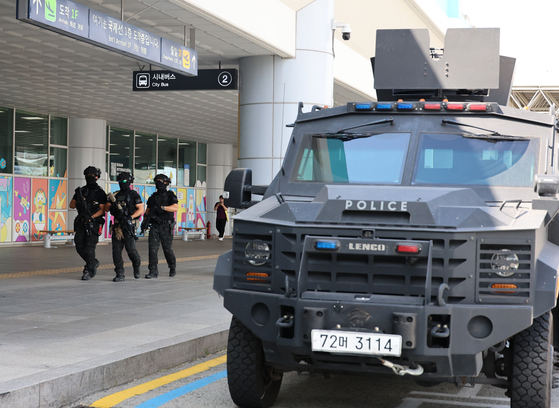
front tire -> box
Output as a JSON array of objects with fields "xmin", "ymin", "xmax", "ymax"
[
  {"xmin": 227, "ymin": 316, "xmax": 283, "ymax": 408},
  {"xmin": 510, "ymin": 312, "xmax": 553, "ymax": 408}
]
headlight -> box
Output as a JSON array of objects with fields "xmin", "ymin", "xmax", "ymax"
[
  {"xmin": 491, "ymin": 249, "xmax": 519, "ymax": 277},
  {"xmin": 245, "ymin": 240, "xmax": 270, "ymax": 266}
]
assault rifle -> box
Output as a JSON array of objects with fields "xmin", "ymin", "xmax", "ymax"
[
  {"xmin": 107, "ymin": 192, "xmax": 137, "ymax": 240},
  {"xmin": 140, "ymin": 209, "xmax": 163, "ymax": 235},
  {"xmin": 140, "ymin": 193, "xmax": 165, "ymax": 235},
  {"xmin": 74, "ymin": 187, "xmax": 96, "ymax": 236}
]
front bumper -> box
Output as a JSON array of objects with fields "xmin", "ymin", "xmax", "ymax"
[{"xmin": 223, "ymin": 289, "xmax": 533, "ymax": 378}]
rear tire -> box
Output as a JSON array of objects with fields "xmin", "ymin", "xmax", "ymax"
[
  {"xmin": 510, "ymin": 312, "xmax": 553, "ymax": 408},
  {"xmin": 227, "ymin": 316, "xmax": 283, "ymax": 408}
]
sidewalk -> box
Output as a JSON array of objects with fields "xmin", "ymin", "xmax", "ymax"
[{"xmin": 0, "ymin": 238, "xmax": 232, "ymax": 408}]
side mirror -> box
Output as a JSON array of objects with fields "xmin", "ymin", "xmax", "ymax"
[
  {"xmin": 534, "ymin": 174, "xmax": 559, "ymax": 197},
  {"xmin": 224, "ymin": 168, "xmax": 253, "ymax": 208}
]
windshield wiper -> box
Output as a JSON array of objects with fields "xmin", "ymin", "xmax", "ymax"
[
  {"xmin": 442, "ymin": 119, "xmax": 530, "ymax": 141},
  {"xmin": 338, "ymin": 118, "xmax": 394, "ymax": 133},
  {"xmin": 317, "ymin": 132, "xmax": 374, "ymax": 141}
]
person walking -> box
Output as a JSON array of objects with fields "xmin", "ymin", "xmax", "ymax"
[
  {"xmin": 69, "ymin": 166, "xmax": 107, "ymax": 281},
  {"xmin": 214, "ymin": 195, "xmax": 228, "ymax": 241},
  {"xmin": 142, "ymin": 174, "xmax": 178, "ymax": 278},
  {"xmin": 105, "ymin": 172, "xmax": 143, "ymax": 282}
]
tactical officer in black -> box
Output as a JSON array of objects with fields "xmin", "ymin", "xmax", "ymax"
[
  {"xmin": 142, "ymin": 174, "xmax": 178, "ymax": 278},
  {"xmin": 105, "ymin": 172, "xmax": 144, "ymax": 282},
  {"xmin": 69, "ymin": 166, "xmax": 107, "ymax": 281}
]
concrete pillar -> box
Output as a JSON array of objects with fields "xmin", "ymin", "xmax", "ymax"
[
  {"xmin": 238, "ymin": 0, "xmax": 334, "ymax": 185},
  {"xmin": 207, "ymin": 143, "xmax": 233, "ymax": 238},
  {"xmin": 67, "ymin": 118, "xmax": 107, "ymax": 228}
]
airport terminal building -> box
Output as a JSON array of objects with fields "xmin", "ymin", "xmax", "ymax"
[{"xmin": 0, "ymin": 0, "xmax": 467, "ymax": 244}]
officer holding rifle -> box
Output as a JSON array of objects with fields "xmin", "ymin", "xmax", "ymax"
[
  {"xmin": 142, "ymin": 174, "xmax": 178, "ymax": 279},
  {"xmin": 105, "ymin": 172, "xmax": 144, "ymax": 282},
  {"xmin": 69, "ymin": 166, "xmax": 107, "ymax": 281}
]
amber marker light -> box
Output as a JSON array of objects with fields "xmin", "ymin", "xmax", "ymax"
[
  {"xmin": 246, "ymin": 272, "xmax": 269, "ymax": 282},
  {"xmin": 490, "ymin": 283, "xmax": 518, "ymax": 294}
]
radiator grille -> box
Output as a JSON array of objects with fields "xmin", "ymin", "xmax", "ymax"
[{"xmin": 275, "ymin": 228, "xmax": 472, "ymax": 303}]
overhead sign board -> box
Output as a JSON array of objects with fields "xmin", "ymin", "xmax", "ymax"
[
  {"xmin": 89, "ymin": 9, "xmax": 161, "ymax": 62},
  {"xmin": 161, "ymin": 38, "xmax": 197, "ymax": 76},
  {"xmin": 133, "ymin": 69, "xmax": 238, "ymax": 92},
  {"xmin": 16, "ymin": 0, "xmax": 198, "ymax": 76},
  {"xmin": 25, "ymin": 0, "xmax": 89, "ymax": 37}
]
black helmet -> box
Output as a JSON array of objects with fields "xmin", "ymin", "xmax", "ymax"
[
  {"xmin": 154, "ymin": 174, "xmax": 171, "ymax": 185},
  {"xmin": 117, "ymin": 172, "xmax": 135, "ymax": 183},
  {"xmin": 83, "ymin": 166, "xmax": 101, "ymax": 178}
]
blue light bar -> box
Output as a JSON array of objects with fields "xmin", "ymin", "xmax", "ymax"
[
  {"xmin": 355, "ymin": 103, "xmax": 372, "ymax": 110},
  {"xmin": 397, "ymin": 102, "xmax": 414, "ymax": 110},
  {"xmin": 376, "ymin": 103, "xmax": 393, "ymax": 110},
  {"xmin": 314, "ymin": 240, "xmax": 340, "ymax": 251}
]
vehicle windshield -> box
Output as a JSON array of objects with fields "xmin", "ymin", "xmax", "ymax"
[
  {"xmin": 292, "ymin": 133, "xmax": 411, "ymax": 184},
  {"xmin": 413, "ymin": 133, "xmax": 538, "ymax": 187}
]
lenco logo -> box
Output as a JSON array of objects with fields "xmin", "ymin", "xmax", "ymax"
[
  {"xmin": 345, "ymin": 200, "xmax": 408, "ymax": 211},
  {"xmin": 348, "ymin": 242, "xmax": 386, "ymax": 252}
]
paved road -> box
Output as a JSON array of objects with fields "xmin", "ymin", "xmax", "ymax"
[{"xmin": 65, "ymin": 351, "xmax": 559, "ymax": 408}]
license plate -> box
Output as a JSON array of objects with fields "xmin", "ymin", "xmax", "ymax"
[{"xmin": 311, "ymin": 329, "xmax": 402, "ymax": 357}]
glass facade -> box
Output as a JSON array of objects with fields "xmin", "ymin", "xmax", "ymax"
[
  {"xmin": 0, "ymin": 106, "xmax": 69, "ymax": 245},
  {"xmin": 134, "ymin": 132, "xmax": 156, "ymax": 184},
  {"xmin": 0, "ymin": 105, "xmax": 209, "ymax": 244},
  {"xmin": 108, "ymin": 127, "xmax": 134, "ymax": 181},
  {"xmin": 14, "ymin": 111, "xmax": 49, "ymax": 176},
  {"xmin": 0, "ymin": 107, "xmax": 13, "ymax": 174},
  {"xmin": 50, "ymin": 116, "xmax": 68, "ymax": 146},
  {"xmin": 50, "ymin": 147, "xmax": 67, "ymax": 178},
  {"xmin": 179, "ymin": 142, "xmax": 196, "ymax": 187},
  {"xmin": 157, "ymin": 136, "xmax": 178, "ymax": 185}
]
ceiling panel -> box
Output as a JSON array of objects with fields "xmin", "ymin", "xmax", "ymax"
[{"xmin": 0, "ymin": 0, "xmax": 365, "ymax": 148}]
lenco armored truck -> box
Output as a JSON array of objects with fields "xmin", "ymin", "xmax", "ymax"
[{"xmin": 214, "ymin": 28, "xmax": 558, "ymax": 408}]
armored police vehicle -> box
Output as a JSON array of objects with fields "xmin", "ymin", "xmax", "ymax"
[{"xmin": 214, "ymin": 28, "xmax": 558, "ymax": 408}]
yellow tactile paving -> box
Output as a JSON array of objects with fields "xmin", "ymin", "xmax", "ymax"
[{"xmin": 0, "ymin": 254, "xmax": 220, "ymax": 280}]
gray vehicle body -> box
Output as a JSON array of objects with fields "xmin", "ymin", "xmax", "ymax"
[{"xmin": 214, "ymin": 28, "xmax": 559, "ymax": 385}]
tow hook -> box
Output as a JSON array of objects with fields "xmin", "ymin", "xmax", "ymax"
[
  {"xmin": 377, "ymin": 358, "xmax": 424, "ymax": 376},
  {"xmin": 430, "ymin": 324, "xmax": 450, "ymax": 338},
  {"xmin": 276, "ymin": 315, "xmax": 294, "ymax": 328}
]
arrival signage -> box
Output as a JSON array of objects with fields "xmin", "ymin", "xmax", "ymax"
[
  {"xmin": 133, "ymin": 69, "xmax": 238, "ymax": 91},
  {"xmin": 16, "ymin": 0, "xmax": 198, "ymax": 76}
]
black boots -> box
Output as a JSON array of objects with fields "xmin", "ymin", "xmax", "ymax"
[
  {"xmin": 82, "ymin": 260, "xmax": 100, "ymax": 280},
  {"xmin": 113, "ymin": 275, "xmax": 125, "ymax": 282},
  {"xmin": 90, "ymin": 260, "xmax": 100, "ymax": 278},
  {"xmin": 145, "ymin": 272, "xmax": 158, "ymax": 279},
  {"xmin": 169, "ymin": 269, "xmax": 176, "ymax": 277}
]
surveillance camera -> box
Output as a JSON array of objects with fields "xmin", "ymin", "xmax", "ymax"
[{"xmin": 332, "ymin": 19, "xmax": 352, "ymax": 41}]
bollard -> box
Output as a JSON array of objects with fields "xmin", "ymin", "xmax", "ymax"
[
  {"xmin": 206, "ymin": 221, "xmax": 211, "ymax": 240},
  {"xmin": 43, "ymin": 234, "xmax": 51, "ymax": 249}
]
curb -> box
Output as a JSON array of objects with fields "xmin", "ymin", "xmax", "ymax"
[{"xmin": 0, "ymin": 323, "xmax": 229, "ymax": 408}]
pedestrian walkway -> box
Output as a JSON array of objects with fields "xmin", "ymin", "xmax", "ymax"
[{"xmin": 0, "ymin": 238, "xmax": 233, "ymax": 408}]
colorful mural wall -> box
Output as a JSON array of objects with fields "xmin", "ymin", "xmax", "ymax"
[
  {"xmin": 195, "ymin": 189, "xmax": 207, "ymax": 228},
  {"xmin": 0, "ymin": 177, "xmax": 13, "ymax": 243},
  {"xmin": 13, "ymin": 177, "xmax": 31, "ymax": 242},
  {"xmin": 31, "ymin": 179, "xmax": 48, "ymax": 241},
  {"xmin": 0, "ymin": 175, "xmax": 206, "ymax": 244}
]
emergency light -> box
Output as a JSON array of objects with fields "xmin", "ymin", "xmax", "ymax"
[
  {"xmin": 376, "ymin": 103, "xmax": 393, "ymax": 110},
  {"xmin": 314, "ymin": 240, "xmax": 340, "ymax": 251},
  {"xmin": 395, "ymin": 244, "xmax": 421, "ymax": 254}
]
